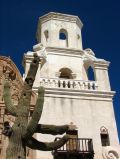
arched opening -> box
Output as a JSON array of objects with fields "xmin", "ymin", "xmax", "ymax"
[
  {"xmin": 59, "ymin": 29, "xmax": 68, "ymax": 47},
  {"xmin": 87, "ymin": 66, "xmax": 95, "ymax": 81},
  {"xmin": 59, "ymin": 32, "xmax": 66, "ymax": 40},
  {"xmin": 59, "ymin": 29, "xmax": 67, "ymax": 40},
  {"xmin": 59, "ymin": 68, "xmax": 73, "ymax": 79},
  {"xmin": 100, "ymin": 126, "xmax": 110, "ymax": 146}
]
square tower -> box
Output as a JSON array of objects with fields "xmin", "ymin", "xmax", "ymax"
[{"xmin": 23, "ymin": 12, "xmax": 120, "ymax": 159}]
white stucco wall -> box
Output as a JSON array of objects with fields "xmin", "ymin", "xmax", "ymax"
[
  {"xmin": 40, "ymin": 53, "xmax": 87, "ymax": 80},
  {"xmin": 34, "ymin": 93, "xmax": 119, "ymax": 159}
]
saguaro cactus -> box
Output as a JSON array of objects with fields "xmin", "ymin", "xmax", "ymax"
[{"xmin": 3, "ymin": 53, "xmax": 69, "ymax": 159}]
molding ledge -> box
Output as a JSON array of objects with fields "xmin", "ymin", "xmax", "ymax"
[
  {"xmin": 46, "ymin": 46, "xmax": 84, "ymax": 57},
  {"xmin": 33, "ymin": 87, "xmax": 115, "ymax": 101},
  {"xmin": 39, "ymin": 12, "xmax": 83, "ymax": 29}
]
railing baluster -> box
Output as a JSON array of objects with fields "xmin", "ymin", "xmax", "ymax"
[
  {"xmin": 82, "ymin": 139, "xmax": 84, "ymax": 151},
  {"xmin": 85, "ymin": 139, "xmax": 88, "ymax": 151},
  {"xmin": 53, "ymin": 137, "xmax": 94, "ymax": 158},
  {"xmin": 90, "ymin": 82, "xmax": 93, "ymax": 90},
  {"xmin": 78, "ymin": 138, "xmax": 80, "ymax": 151},
  {"xmin": 40, "ymin": 78, "xmax": 98, "ymax": 91},
  {"xmin": 69, "ymin": 81, "xmax": 73, "ymax": 89},
  {"xmin": 72, "ymin": 138, "xmax": 74, "ymax": 150}
]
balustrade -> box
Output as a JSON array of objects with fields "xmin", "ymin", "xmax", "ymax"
[
  {"xmin": 40, "ymin": 78, "xmax": 98, "ymax": 90},
  {"xmin": 53, "ymin": 138, "xmax": 94, "ymax": 159},
  {"xmin": 54, "ymin": 137, "xmax": 94, "ymax": 153}
]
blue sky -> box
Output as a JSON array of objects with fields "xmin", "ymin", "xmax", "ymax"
[{"xmin": 0, "ymin": 0, "xmax": 120, "ymax": 141}]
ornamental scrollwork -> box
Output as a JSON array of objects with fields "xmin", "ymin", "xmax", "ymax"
[{"xmin": 102, "ymin": 146, "xmax": 120, "ymax": 159}]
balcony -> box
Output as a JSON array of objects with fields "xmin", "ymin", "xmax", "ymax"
[
  {"xmin": 40, "ymin": 78, "xmax": 98, "ymax": 91},
  {"xmin": 53, "ymin": 138, "xmax": 94, "ymax": 159}
]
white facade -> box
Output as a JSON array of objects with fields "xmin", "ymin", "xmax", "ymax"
[{"xmin": 23, "ymin": 12, "xmax": 120, "ymax": 159}]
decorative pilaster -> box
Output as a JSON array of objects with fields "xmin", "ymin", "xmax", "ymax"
[{"xmin": 93, "ymin": 60, "xmax": 111, "ymax": 91}]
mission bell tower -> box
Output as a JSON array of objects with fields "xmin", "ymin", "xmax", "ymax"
[{"xmin": 23, "ymin": 12, "xmax": 120, "ymax": 159}]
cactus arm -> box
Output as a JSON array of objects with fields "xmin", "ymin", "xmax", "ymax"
[
  {"xmin": 35, "ymin": 124, "xmax": 69, "ymax": 135},
  {"xmin": 24, "ymin": 86, "xmax": 44, "ymax": 138},
  {"xmin": 25, "ymin": 53, "xmax": 40, "ymax": 87},
  {"xmin": 17, "ymin": 54, "xmax": 40, "ymax": 116},
  {"xmin": 26, "ymin": 135, "xmax": 69, "ymax": 151},
  {"xmin": 3, "ymin": 81, "xmax": 17, "ymax": 116}
]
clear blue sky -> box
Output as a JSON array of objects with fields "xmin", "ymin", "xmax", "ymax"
[{"xmin": 0, "ymin": 0, "xmax": 120, "ymax": 141}]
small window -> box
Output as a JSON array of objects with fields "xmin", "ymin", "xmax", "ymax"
[
  {"xmin": 59, "ymin": 29, "xmax": 68, "ymax": 47},
  {"xmin": 100, "ymin": 126, "xmax": 110, "ymax": 146},
  {"xmin": 59, "ymin": 29, "xmax": 67, "ymax": 40},
  {"xmin": 100, "ymin": 134, "xmax": 110, "ymax": 146}
]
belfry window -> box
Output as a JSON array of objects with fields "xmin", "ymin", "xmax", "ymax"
[
  {"xmin": 59, "ymin": 68, "xmax": 73, "ymax": 79},
  {"xmin": 87, "ymin": 66, "xmax": 95, "ymax": 81},
  {"xmin": 59, "ymin": 29, "xmax": 67, "ymax": 40},
  {"xmin": 100, "ymin": 126, "xmax": 110, "ymax": 146},
  {"xmin": 59, "ymin": 32, "xmax": 66, "ymax": 40},
  {"xmin": 59, "ymin": 29, "xmax": 68, "ymax": 47}
]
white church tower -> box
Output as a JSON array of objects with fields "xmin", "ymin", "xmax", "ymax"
[{"xmin": 23, "ymin": 12, "xmax": 120, "ymax": 159}]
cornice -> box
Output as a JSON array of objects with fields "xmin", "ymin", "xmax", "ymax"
[
  {"xmin": 93, "ymin": 60, "xmax": 110, "ymax": 69},
  {"xmin": 33, "ymin": 87, "xmax": 115, "ymax": 101},
  {"xmin": 46, "ymin": 46, "xmax": 84, "ymax": 57},
  {"xmin": 23, "ymin": 53, "xmax": 43, "ymax": 64},
  {"xmin": 39, "ymin": 12, "xmax": 83, "ymax": 29}
]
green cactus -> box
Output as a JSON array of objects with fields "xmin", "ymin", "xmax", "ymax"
[{"xmin": 3, "ymin": 53, "xmax": 69, "ymax": 159}]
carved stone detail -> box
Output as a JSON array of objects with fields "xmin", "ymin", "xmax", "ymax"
[
  {"xmin": 0, "ymin": 56, "xmax": 23, "ymax": 104},
  {"xmin": 102, "ymin": 146, "xmax": 120, "ymax": 159}
]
